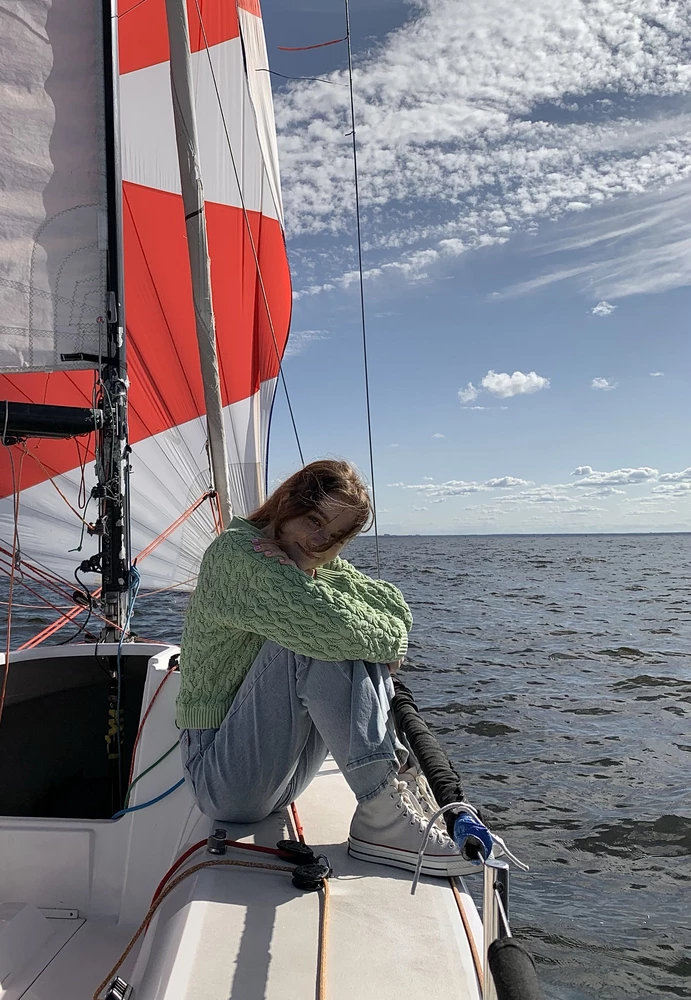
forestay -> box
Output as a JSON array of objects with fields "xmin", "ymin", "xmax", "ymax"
[{"xmin": 0, "ymin": 0, "xmax": 292, "ymax": 591}]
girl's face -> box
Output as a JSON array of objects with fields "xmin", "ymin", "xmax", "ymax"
[{"xmin": 273, "ymin": 494, "xmax": 359, "ymax": 571}]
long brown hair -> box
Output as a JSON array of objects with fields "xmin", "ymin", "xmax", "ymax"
[{"xmin": 249, "ymin": 459, "xmax": 373, "ymax": 551}]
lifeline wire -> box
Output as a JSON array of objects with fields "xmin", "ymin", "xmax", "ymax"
[{"xmin": 344, "ymin": 0, "xmax": 380, "ymax": 578}]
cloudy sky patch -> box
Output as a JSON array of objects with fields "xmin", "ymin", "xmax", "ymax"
[{"xmin": 264, "ymin": 0, "xmax": 690, "ymax": 534}]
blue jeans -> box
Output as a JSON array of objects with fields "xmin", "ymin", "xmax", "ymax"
[{"xmin": 180, "ymin": 640, "xmax": 407, "ymax": 822}]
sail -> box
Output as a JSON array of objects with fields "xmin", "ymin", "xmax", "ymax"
[
  {"xmin": 0, "ymin": 0, "xmax": 292, "ymax": 592},
  {"xmin": 0, "ymin": 0, "xmax": 109, "ymax": 373}
]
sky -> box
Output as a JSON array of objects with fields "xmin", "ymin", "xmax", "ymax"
[{"xmin": 261, "ymin": 0, "xmax": 691, "ymax": 535}]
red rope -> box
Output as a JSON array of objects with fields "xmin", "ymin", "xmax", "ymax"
[
  {"xmin": 6, "ymin": 491, "xmax": 215, "ymax": 651},
  {"xmin": 290, "ymin": 801, "xmax": 306, "ymax": 844},
  {"xmin": 134, "ymin": 491, "xmax": 215, "ymax": 564},
  {"xmin": 17, "ymin": 588, "xmax": 102, "ymax": 650},
  {"xmin": 150, "ymin": 837, "xmax": 297, "ymax": 906}
]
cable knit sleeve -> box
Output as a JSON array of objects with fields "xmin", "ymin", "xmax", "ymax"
[
  {"xmin": 319, "ymin": 556, "xmax": 413, "ymax": 631},
  {"xmin": 202, "ymin": 529, "xmax": 408, "ymax": 664}
]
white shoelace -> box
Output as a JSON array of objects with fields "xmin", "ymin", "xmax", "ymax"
[{"xmin": 392, "ymin": 781, "xmax": 449, "ymax": 844}]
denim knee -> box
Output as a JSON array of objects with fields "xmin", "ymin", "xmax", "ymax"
[{"xmin": 195, "ymin": 780, "xmax": 275, "ymax": 824}]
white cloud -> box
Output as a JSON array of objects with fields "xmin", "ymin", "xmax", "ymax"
[
  {"xmin": 276, "ymin": 0, "xmax": 691, "ymax": 296},
  {"xmin": 284, "ymin": 329, "xmax": 329, "ymax": 358},
  {"xmin": 432, "ymin": 433, "xmax": 445, "ymax": 438},
  {"xmin": 485, "ymin": 476, "xmax": 533, "ymax": 489},
  {"xmin": 399, "ymin": 479, "xmax": 486, "ymax": 497},
  {"xmin": 501, "ymin": 178, "xmax": 691, "ymax": 303},
  {"xmin": 652, "ymin": 482, "xmax": 691, "ymax": 494},
  {"xmin": 500, "ymin": 490, "xmax": 565, "ymax": 504},
  {"xmin": 650, "ymin": 371, "xmax": 665, "ymax": 377},
  {"xmin": 458, "ymin": 382, "xmax": 479, "ymax": 404},
  {"xmin": 572, "ymin": 466, "xmax": 593, "ymax": 476},
  {"xmin": 389, "ymin": 443, "xmax": 400, "ymax": 448},
  {"xmin": 576, "ymin": 486, "xmax": 627, "ymax": 497},
  {"xmin": 481, "ymin": 370, "xmax": 550, "ymax": 398},
  {"xmin": 463, "ymin": 405, "xmax": 487, "ymax": 411},
  {"xmin": 628, "ymin": 494, "xmax": 678, "ymax": 504},
  {"xmin": 658, "ymin": 467, "xmax": 691, "ymax": 482},
  {"xmin": 591, "ymin": 301, "xmax": 617, "ymax": 316},
  {"xmin": 572, "ymin": 466, "xmax": 658, "ymax": 485},
  {"xmin": 397, "ymin": 475, "xmax": 531, "ymax": 498},
  {"xmin": 591, "ymin": 377, "xmax": 618, "ymax": 390},
  {"xmin": 412, "ymin": 506, "xmax": 429, "ymax": 511},
  {"xmin": 423, "ymin": 476, "xmax": 434, "ymax": 481}
]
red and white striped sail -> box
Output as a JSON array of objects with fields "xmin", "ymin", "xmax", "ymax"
[{"xmin": 0, "ymin": 0, "xmax": 291, "ymax": 591}]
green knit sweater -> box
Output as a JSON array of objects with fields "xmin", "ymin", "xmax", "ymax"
[{"xmin": 175, "ymin": 516, "xmax": 412, "ymax": 729}]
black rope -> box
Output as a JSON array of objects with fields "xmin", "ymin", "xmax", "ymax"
[
  {"xmin": 392, "ymin": 676, "xmax": 466, "ymax": 838},
  {"xmin": 344, "ymin": 0, "xmax": 380, "ymax": 578}
]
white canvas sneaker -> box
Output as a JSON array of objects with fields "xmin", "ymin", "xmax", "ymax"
[
  {"xmin": 348, "ymin": 776, "xmax": 482, "ymax": 877},
  {"xmin": 400, "ymin": 765, "xmax": 504, "ymax": 861},
  {"xmin": 398, "ymin": 764, "xmax": 443, "ymax": 826}
]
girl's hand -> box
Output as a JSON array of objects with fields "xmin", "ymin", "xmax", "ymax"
[
  {"xmin": 387, "ymin": 659, "xmax": 403, "ymax": 674},
  {"xmin": 251, "ymin": 538, "xmax": 297, "ymax": 568}
]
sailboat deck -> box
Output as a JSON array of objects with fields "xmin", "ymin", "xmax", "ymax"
[{"xmin": 7, "ymin": 758, "xmax": 483, "ymax": 1000}]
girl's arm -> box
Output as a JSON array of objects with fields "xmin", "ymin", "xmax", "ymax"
[
  {"xmin": 318, "ymin": 556, "xmax": 413, "ymax": 631},
  {"xmin": 202, "ymin": 531, "xmax": 409, "ymax": 664}
]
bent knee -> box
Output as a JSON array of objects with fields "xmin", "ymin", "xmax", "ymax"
[{"xmin": 194, "ymin": 786, "xmax": 273, "ymax": 825}]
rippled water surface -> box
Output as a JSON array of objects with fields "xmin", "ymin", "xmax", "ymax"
[
  {"xmin": 4, "ymin": 533, "xmax": 691, "ymax": 998},
  {"xmin": 348, "ymin": 534, "xmax": 691, "ymax": 1000}
]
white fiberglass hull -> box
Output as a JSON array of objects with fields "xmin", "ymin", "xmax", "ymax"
[{"xmin": 0, "ymin": 645, "xmax": 484, "ymax": 999}]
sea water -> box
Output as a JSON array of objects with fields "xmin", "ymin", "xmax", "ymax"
[{"xmin": 2, "ymin": 532, "xmax": 690, "ymax": 999}]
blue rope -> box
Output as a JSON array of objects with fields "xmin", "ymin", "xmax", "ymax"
[{"xmin": 112, "ymin": 778, "xmax": 185, "ymax": 820}]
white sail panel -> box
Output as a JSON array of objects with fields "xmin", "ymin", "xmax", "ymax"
[
  {"xmin": 0, "ymin": 387, "xmax": 276, "ymax": 590},
  {"xmin": 237, "ymin": 6, "xmax": 284, "ymax": 226},
  {"xmin": 120, "ymin": 40, "xmax": 280, "ymax": 220},
  {"xmin": 0, "ymin": 0, "xmax": 108, "ymax": 373}
]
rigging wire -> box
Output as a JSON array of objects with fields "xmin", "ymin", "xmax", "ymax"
[
  {"xmin": 0, "ymin": 491, "xmax": 210, "ymax": 650},
  {"xmin": 0, "ymin": 447, "xmax": 25, "ymax": 727},
  {"xmin": 192, "ymin": 0, "xmax": 304, "ymax": 467},
  {"xmin": 344, "ymin": 0, "xmax": 381, "ymax": 578},
  {"xmin": 256, "ymin": 69, "xmax": 345, "ymax": 87}
]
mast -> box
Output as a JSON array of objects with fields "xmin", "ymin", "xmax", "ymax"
[
  {"xmin": 100, "ymin": 0, "xmax": 130, "ymax": 638},
  {"xmin": 164, "ymin": 0, "xmax": 233, "ymax": 529}
]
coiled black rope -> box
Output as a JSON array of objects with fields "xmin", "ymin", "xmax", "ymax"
[{"xmin": 391, "ymin": 676, "xmax": 466, "ymax": 838}]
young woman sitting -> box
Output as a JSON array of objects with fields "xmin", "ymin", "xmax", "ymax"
[{"xmin": 176, "ymin": 459, "xmax": 472, "ymax": 876}]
